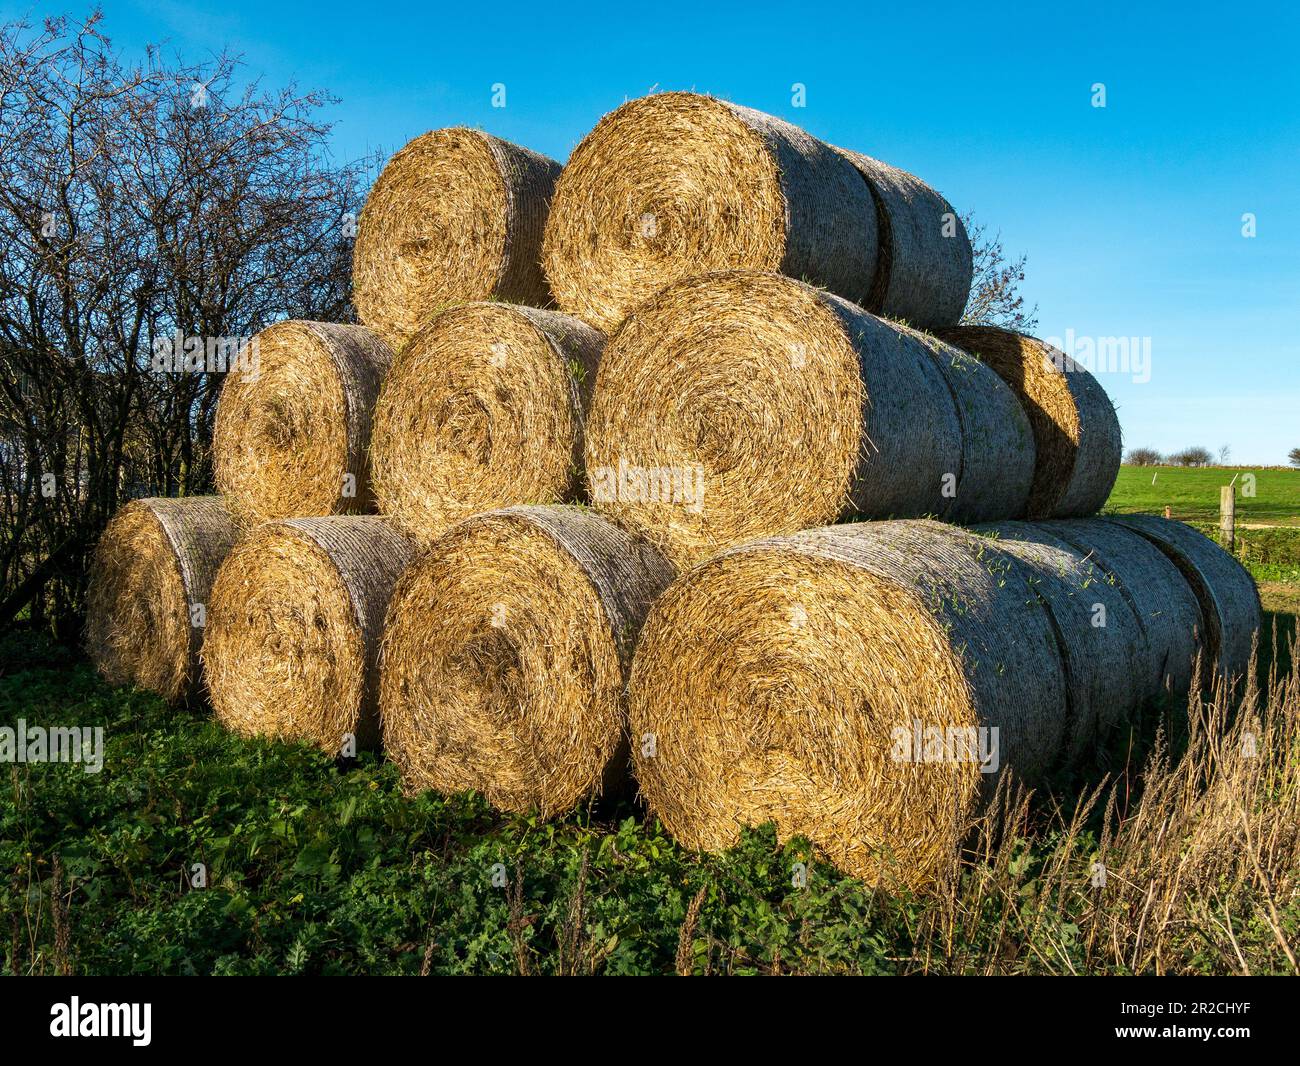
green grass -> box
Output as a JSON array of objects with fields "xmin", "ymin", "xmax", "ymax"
[
  {"xmin": 4, "ymin": 614, "xmax": 1299, "ymax": 977},
  {"xmin": 0, "ymin": 633, "xmax": 909, "ymax": 976},
  {"xmin": 1106, "ymin": 464, "xmax": 1300, "ymax": 525},
  {"xmin": 1195, "ymin": 524, "xmax": 1300, "ymax": 584}
]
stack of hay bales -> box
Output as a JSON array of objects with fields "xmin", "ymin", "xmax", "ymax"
[
  {"xmin": 83, "ymin": 93, "xmax": 1262, "ymax": 895},
  {"xmin": 190, "ymin": 125, "xmax": 593, "ymax": 743},
  {"xmin": 88, "ymin": 124, "xmax": 570, "ymax": 733},
  {"xmin": 626, "ymin": 517, "xmax": 1258, "ymax": 889}
]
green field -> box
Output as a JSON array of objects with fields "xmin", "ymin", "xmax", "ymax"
[{"xmin": 1106, "ymin": 464, "xmax": 1300, "ymax": 525}]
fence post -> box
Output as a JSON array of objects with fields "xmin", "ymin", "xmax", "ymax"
[{"xmin": 1219, "ymin": 484, "xmax": 1236, "ymax": 551}]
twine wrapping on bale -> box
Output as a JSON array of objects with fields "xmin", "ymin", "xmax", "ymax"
[
  {"xmin": 905, "ymin": 327, "xmax": 1036, "ymax": 524},
  {"xmin": 974, "ymin": 521, "xmax": 1148, "ymax": 762},
  {"xmin": 628, "ymin": 519, "xmax": 1067, "ymax": 890},
  {"xmin": 86, "ymin": 497, "xmax": 237, "ymax": 702},
  {"xmin": 203, "ymin": 517, "xmax": 412, "ymax": 753},
  {"xmin": 833, "ymin": 147, "xmax": 971, "ymax": 328},
  {"xmin": 1046, "ymin": 519, "xmax": 1204, "ymax": 698},
  {"xmin": 542, "ymin": 92, "xmax": 878, "ymax": 331},
  {"xmin": 370, "ymin": 303, "xmax": 604, "ymax": 546},
  {"xmin": 583, "ymin": 270, "xmax": 1032, "ymax": 568},
  {"xmin": 936, "ymin": 326, "xmax": 1122, "ymax": 518},
  {"xmin": 380, "ymin": 505, "xmax": 674, "ymax": 815},
  {"xmin": 353, "ymin": 128, "xmax": 562, "ymax": 349},
  {"xmin": 213, "ymin": 321, "xmax": 393, "ymax": 526},
  {"xmin": 1108, "ymin": 515, "xmax": 1261, "ymax": 684}
]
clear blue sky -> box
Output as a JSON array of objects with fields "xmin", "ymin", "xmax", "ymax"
[{"xmin": 13, "ymin": 1, "xmax": 1300, "ymax": 464}]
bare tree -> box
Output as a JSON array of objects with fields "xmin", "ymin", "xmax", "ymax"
[
  {"xmin": 1168, "ymin": 447, "xmax": 1212, "ymax": 468},
  {"xmin": 1125, "ymin": 447, "xmax": 1163, "ymax": 467},
  {"xmin": 960, "ymin": 213, "xmax": 1038, "ymax": 332},
  {"xmin": 0, "ymin": 12, "xmax": 364, "ymax": 636}
]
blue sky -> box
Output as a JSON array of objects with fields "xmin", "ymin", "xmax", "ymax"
[{"xmin": 12, "ymin": 0, "xmax": 1299, "ymax": 463}]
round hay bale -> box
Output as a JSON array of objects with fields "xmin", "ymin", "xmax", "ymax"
[
  {"xmin": 832, "ymin": 147, "xmax": 972, "ymax": 328},
  {"xmin": 370, "ymin": 303, "xmax": 604, "ymax": 546},
  {"xmin": 380, "ymin": 505, "xmax": 674, "ymax": 815},
  {"xmin": 905, "ymin": 327, "xmax": 1036, "ymax": 524},
  {"xmin": 86, "ymin": 497, "xmax": 237, "ymax": 702},
  {"xmin": 542, "ymin": 92, "xmax": 878, "ymax": 331},
  {"xmin": 974, "ymin": 521, "xmax": 1149, "ymax": 760},
  {"xmin": 584, "ymin": 270, "xmax": 1030, "ymax": 567},
  {"xmin": 1045, "ymin": 519, "xmax": 1204, "ymax": 698},
  {"xmin": 936, "ymin": 326, "xmax": 1122, "ymax": 518},
  {"xmin": 203, "ymin": 517, "xmax": 413, "ymax": 753},
  {"xmin": 627, "ymin": 519, "xmax": 1068, "ymax": 889},
  {"xmin": 1107, "ymin": 515, "xmax": 1261, "ymax": 684},
  {"xmin": 352, "ymin": 128, "xmax": 562, "ymax": 349},
  {"xmin": 213, "ymin": 321, "xmax": 393, "ymax": 526}
]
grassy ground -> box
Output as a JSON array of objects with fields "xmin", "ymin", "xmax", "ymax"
[
  {"xmin": 3, "ymin": 465, "xmax": 1297, "ymax": 976},
  {"xmin": 4, "ymin": 614, "xmax": 1298, "ymax": 976},
  {"xmin": 1107, "ymin": 464, "xmax": 1300, "ymax": 526}
]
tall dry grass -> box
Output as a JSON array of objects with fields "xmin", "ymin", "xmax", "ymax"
[{"xmin": 903, "ymin": 631, "xmax": 1300, "ymax": 975}]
